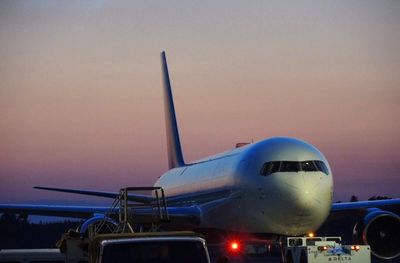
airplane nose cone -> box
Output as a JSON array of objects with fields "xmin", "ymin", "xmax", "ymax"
[
  {"xmin": 266, "ymin": 173, "xmax": 332, "ymax": 235},
  {"xmin": 292, "ymin": 176, "xmax": 320, "ymax": 215}
]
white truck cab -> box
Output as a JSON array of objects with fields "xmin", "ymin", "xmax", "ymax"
[
  {"xmin": 90, "ymin": 232, "xmax": 211, "ymax": 263},
  {"xmin": 284, "ymin": 236, "xmax": 371, "ymax": 263}
]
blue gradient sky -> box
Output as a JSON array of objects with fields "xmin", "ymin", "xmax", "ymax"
[{"xmin": 0, "ymin": 1, "xmax": 399, "ymax": 203}]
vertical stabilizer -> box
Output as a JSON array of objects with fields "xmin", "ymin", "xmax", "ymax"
[{"xmin": 161, "ymin": 51, "xmax": 185, "ymax": 169}]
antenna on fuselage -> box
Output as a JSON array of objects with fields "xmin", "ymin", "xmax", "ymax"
[{"xmin": 161, "ymin": 51, "xmax": 185, "ymax": 169}]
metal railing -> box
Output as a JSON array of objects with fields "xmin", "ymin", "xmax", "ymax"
[{"xmin": 91, "ymin": 187, "xmax": 169, "ymax": 236}]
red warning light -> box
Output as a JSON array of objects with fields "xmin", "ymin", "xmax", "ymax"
[
  {"xmin": 228, "ymin": 240, "xmax": 240, "ymax": 253},
  {"xmin": 231, "ymin": 242, "xmax": 239, "ymax": 250}
]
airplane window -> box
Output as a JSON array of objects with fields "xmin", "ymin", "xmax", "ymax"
[
  {"xmin": 280, "ymin": 161, "xmax": 300, "ymax": 172},
  {"xmin": 260, "ymin": 161, "xmax": 280, "ymax": 176},
  {"xmin": 301, "ymin": 161, "xmax": 317, "ymax": 171},
  {"xmin": 314, "ymin": 161, "xmax": 329, "ymax": 175}
]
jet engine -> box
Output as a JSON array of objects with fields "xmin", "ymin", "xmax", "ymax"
[{"xmin": 353, "ymin": 208, "xmax": 400, "ymax": 259}]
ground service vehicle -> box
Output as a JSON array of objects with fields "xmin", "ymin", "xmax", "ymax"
[
  {"xmin": 57, "ymin": 230, "xmax": 211, "ymax": 263},
  {"xmin": 0, "ymin": 232, "xmax": 210, "ymax": 263},
  {"xmin": 284, "ymin": 236, "xmax": 371, "ymax": 263},
  {"xmin": 90, "ymin": 232, "xmax": 210, "ymax": 263}
]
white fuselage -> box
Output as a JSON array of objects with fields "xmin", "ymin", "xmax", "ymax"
[{"xmin": 155, "ymin": 137, "xmax": 333, "ymax": 236}]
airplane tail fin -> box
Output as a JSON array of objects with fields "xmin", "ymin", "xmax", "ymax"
[{"xmin": 161, "ymin": 51, "xmax": 185, "ymax": 169}]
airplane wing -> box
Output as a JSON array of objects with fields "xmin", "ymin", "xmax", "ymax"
[
  {"xmin": 328, "ymin": 198, "xmax": 400, "ymax": 220},
  {"xmin": 0, "ymin": 203, "xmax": 201, "ymax": 224},
  {"xmin": 33, "ymin": 186, "xmax": 155, "ymax": 203},
  {"xmin": 0, "ymin": 185, "xmax": 203, "ymax": 225},
  {"xmin": 331, "ymin": 198, "xmax": 400, "ymax": 212},
  {"xmin": 0, "ymin": 190, "xmax": 235, "ymax": 226},
  {"xmin": 0, "ymin": 204, "xmax": 110, "ymax": 218}
]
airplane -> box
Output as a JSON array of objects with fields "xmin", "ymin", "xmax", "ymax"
[{"xmin": 1, "ymin": 51, "xmax": 399, "ymax": 260}]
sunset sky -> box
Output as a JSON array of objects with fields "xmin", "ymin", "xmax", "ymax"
[{"xmin": 0, "ymin": 1, "xmax": 399, "ymax": 205}]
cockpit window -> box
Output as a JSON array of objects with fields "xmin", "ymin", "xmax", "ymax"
[
  {"xmin": 260, "ymin": 161, "xmax": 280, "ymax": 175},
  {"xmin": 301, "ymin": 161, "xmax": 317, "ymax": 171},
  {"xmin": 260, "ymin": 160, "xmax": 329, "ymax": 176},
  {"xmin": 280, "ymin": 161, "xmax": 300, "ymax": 172},
  {"xmin": 314, "ymin": 160, "xmax": 329, "ymax": 175}
]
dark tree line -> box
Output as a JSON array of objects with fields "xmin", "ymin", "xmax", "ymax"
[{"xmin": 0, "ymin": 213, "xmax": 81, "ymax": 249}]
